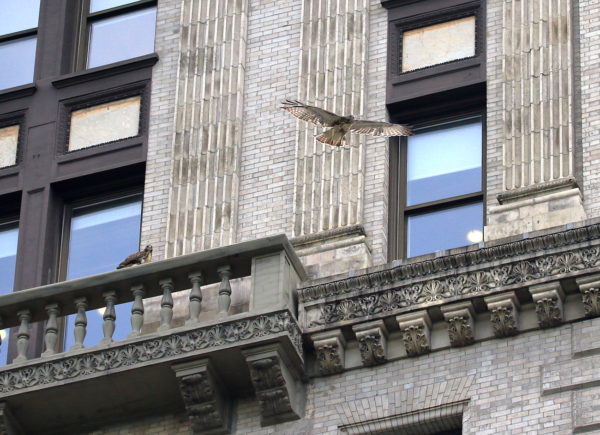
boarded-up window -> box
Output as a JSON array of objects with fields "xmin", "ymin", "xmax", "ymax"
[
  {"xmin": 402, "ymin": 16, "xmax": 476, "ymax": 72},
  {"xmin": 0, "ymin": 125, "xmax": 18, "ymax": 168},
  {"xmin": 68, "ymin": 96, "xmax": 141, "ymax": 151}
]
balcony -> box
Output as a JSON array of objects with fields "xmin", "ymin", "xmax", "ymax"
[{"xmin": 0, "ymin": 235, "xmax": 306, "ymax": 434}]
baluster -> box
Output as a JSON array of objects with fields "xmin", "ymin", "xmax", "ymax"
[
  {"xmin": 14, "ymin": 309, "xmax": 31, "ymax": 363},
  {"xmin": 100, "ymin": 291, "xmax": 117, "ymax": 345},
  {"xmin": 128, "ymin": 284, "xmax": 145, "ymax": 338},
  {"xmin": 71, "ymin": 297, "xmax": 88, "ymax": 351},
  {"xmin": 42, "ymin": 303, "xmax": 61, "ymax": 357},
  {"xmin": 186, "ymin": 272, "xmax": 203, "ymax": 325},
  {"xmin": 217, "ymin": 265, "xmax": 232, "ymax": 317},
  {"xmin": 158, "ymin": 278, "xmax": 174, "ymax": 331}
]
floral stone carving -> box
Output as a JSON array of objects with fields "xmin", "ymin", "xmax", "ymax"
[
  {"xmin": 173, "ymin": 359, "xmax": 231, "ymax": 434},
  {"xmin": 0, "ymin": 310, "xmax": 301, "ymax": 395},
  {"xmin": 530, "ymin": 284, "xmax": 564, "ymax": 328},
  {"xmin": 353, "ymin": 321, "xmax": 387, "ymax": 366},
  {"xmin": 396, "ymin": 311, "xmax": 432, "ymax": 357},
  {"xmin": 301, "ymin": 225, "xmax": 600, "ymax": 329},
  {"xmin": 442, "ymin": 303, "xmax": 475, "ymax": 347},
  {"xmin": 576, "ymin": 275, "xmax": 600, "ymax": 317},
  {"xmin": 312, "ymin": 330, "xmax": 345, "ymax": 375},
  {"xmin": 484, "ymin": 293, "xmax": 520, "ymax": 338},
  {"xmin": 244, "ymin": 345, "xmax": 304, "ymax": 425}
]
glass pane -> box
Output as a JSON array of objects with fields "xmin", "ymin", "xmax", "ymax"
[
  {"xmin": 407, "ymin": 202, "xmax": 483, "ymax": 258},
  {"xmin": 65, "ymin": 198, "xmax": 142, "ymax": 349},
  {"xmin": 0, "ymin": 222, "xmax": 18, "ymax": 365},
  {"xmin": 402, "ymin": 16, "xmax": 476, "ymax": 72},
  {"xmin": 90, "ymin": 0, "xmax": 139, "ymax": 13},
  {"xmin": 407, "ymin": 117, "xmax": 482, "ymax": 206},
  {"xmin": 0, "ymin": 0, "xmax": 40, "ymax": 36},
  {"xmin": 0, "ymin": 36, "xmax": 37, "ymax": 89},
  {"xmin": 87, "ymin": 7, "xmax": 156, "ymax": 68}
]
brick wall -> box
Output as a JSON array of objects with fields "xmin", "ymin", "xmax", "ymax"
[{"xmin": 140, "ymin": 0, "xmax": 182, "ymax": 261}]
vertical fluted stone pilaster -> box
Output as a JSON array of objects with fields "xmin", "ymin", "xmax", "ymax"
[
  {"xmin": 159, "ymin": 278, "xmax": 175, "ymax": 331},
  {"xmin": 129, "ymin": 285, "xmax": 145, "ymax": 338},
  {"xmin": 42, "ymin": 303, "xmax": 61, "ymax": 357},
  {"xmin": 487, "ymin": 0, "xmax": 586, "ymax": 239},
  {"xmin": 165, "ymin": 0, "xmax": 249, "ymax": 257},
  {"xmin": 293, "ymin": 0, "xmax": 369, "ymax": 236},
  {"xmin": 187, "ymin": 272, "xmax": 203, "ymax": 325},
  {"xmin": 502, "ymin": 0, "xmax": 573, "ymax": 189}
]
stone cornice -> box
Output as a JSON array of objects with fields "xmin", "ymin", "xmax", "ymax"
[
  {"xmin": 300, "ymin": 221, "xmax": 600, "ymax": 330},
  {"xmin": 0, "ymin": 310, "xmax": 301, "ymax": 396},
  {"xmin": 299, "ymin": 222, "xmax": 600, "ymax": 304}
]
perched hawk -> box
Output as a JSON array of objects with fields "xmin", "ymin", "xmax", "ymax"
[
  {"xmin": 281, "ymin": 99, "xmax": 411, "ymax": 146},
  {"xmin": 117, "ymin": 245, "xmax": 153, "ymax": 269}
]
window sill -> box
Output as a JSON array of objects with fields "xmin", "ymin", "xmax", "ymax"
[
  {"xmin": 56, "ymin": 137, "xmax": 143, "ymax": 165},
  {"xmin": 52, "ymin": 53, "xmax": 159, "ymax": 89},
  {"xmin": 0, "ymin": 83, "xmax": 36, "ymax": 103}
]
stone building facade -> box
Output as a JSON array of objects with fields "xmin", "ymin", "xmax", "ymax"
[{"xmin": 1, "ymin": 0, "xmax": 600, "ymax": 433}]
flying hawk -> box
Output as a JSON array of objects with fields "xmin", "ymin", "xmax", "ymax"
[
  {"xmin": 281, "ymin": 99, "xmax": 411, "ymax": 146},
  {"xmin": 117, "ymin": 245, "xmax": 153, "ymax": 269}
]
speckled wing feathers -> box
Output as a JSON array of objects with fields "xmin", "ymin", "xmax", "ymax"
[
  {"xmin": 280, "ymin": 100, "xmax": 341, "ymax": 127},
  {"xmin": 349, "ymin": 120, "xmax": 412, "ymax": 137},
  {"xmin": 117, "ymin": 250, "xmax": 145, "ymax": 269}
]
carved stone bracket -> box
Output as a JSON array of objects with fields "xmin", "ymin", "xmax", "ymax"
[
  {"xmin": 441, "ymin": 302, "xmax": 475, "ymax": 347},
  {"xmin": 172, "ymin": 359, "xmax": 231, "ymax": 435},
  {"xmin": 311, "ymin": 330, "xmax": 346, "ymax": 375},
  {"xmin": 530, "ymin": 282, "xmax": 565, "ymax": 328},
  {"xmin": 0, "ymin": 402, "xmax": 23, "ymax": 435},
  {"xmin": 484, "ymin": 292, "xmax": 520, "ymax": 338},
  {"xmin": 243, "ymin": 344, "xmax": 305, "ymax": 426},
  {"xmin": 576, "ymin": 274, "xmax": 600, "ymax": 318},
  {"xmin": 396, "ymin": 310, "xmax": 432, "ymax": 357},
  {"xmin": 352, "ymin": 320, "xmax": 388, "ymax": 366}
]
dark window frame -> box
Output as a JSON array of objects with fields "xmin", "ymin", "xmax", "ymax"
[
  {"xmin": 76, "ymin": 0, "xmax": 158, "ymax": 71},
  {"xmin": 57, "ymin": 188, "xmax": 143, "ymax": 351},
  {"xmin": 383, "ymin": 0, "xmax": 485, "ymax": 105},
  {"xmin": 389, "ymin": 106, "xmax": 487, "ymax": 260},
  {"xmin": 57, "ymin": 79, "xmax": 151, "ymax": 155},
  {"xmin": 0, "ymin": 3, "xmax": 41, "ymax": 91}
]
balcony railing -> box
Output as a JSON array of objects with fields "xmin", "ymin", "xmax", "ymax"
[{"xmin": 0, "ymin": 235, "xmax": 307, "ymax": 434}]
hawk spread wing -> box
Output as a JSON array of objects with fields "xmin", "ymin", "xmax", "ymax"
[
  {"xmin": 349, "ymin": 120, "xmax": 412, "ymax": 137},
  {"xmin": 280, "ymin": 100, "xmax": 342, "ymax": 127}
]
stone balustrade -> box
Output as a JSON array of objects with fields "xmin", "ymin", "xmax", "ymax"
[{"xmin": 0, "ymin": 235, "xmax": 307, "ymax": 434}]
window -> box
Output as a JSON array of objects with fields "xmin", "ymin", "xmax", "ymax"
[
  {"xmin": 0, "ymin": 124, "xmax": 19, "ymax": 168},
  {"xmin": 0, "ymin": 220, "xmax": 19, "ymax": 363},
  {"xmin": 0, "ymin": 0, "xmax": 40, "ymax": 89},
  {"xmin": 61, "ymin": 194, "xmax": 142, "ymax": 348},
  {"xmin": 82, "ymin": 0, "xmax": 157, "ymax": 69},
  {"xmin": 397, "ymin": 115, "xmax": 484, "ymax": 258}
]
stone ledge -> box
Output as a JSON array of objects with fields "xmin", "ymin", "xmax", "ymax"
[{"xmin": 0, "ymin": 309, "xmax": 302, "ymax": 396}]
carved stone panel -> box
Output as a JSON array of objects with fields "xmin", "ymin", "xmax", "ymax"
[
  {"xmin": 0, "ymin": 402, "xmax": 23, "ymax": 435},
  {"xmin": 441, "ymin": 302, "xmax": 475, "ymax": 347},
  {"xmin": 172, "ymin": 359, "xmax": 231, "ymax": 435},
  {"xmin": 311, "ymin": 330, "xmax": 346, "ymax": 375},
  {"xmin": 530, "ymin": 283, "xmax": 565, "ymax": 329},
  {"xmin": 576, "ymin": 274, "xmax": 600, "ymax": 318},
  {"xmin": 352, "ymin": 320, "xmax": 388, "ymax": 366},
  {"xmin": 396, "ymin": 311, "xmax": 432, "ymax": 357},
  {"xmin": 243, "ymin": 344, "xmax": 304, "ymax": 426},
  {"xmin": 484, "ymin": 292, "xmax": 520, "ymax": 338}
]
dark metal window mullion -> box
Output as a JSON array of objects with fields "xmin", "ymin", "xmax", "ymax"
[{"xmin": 0, "ymin": 28, "xmax": 37, "ymax": 44}]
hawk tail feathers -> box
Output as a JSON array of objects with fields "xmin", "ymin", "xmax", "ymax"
[{"xmin": 316, "ymin": 128, "xmax": 347, "ymax": 147}]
